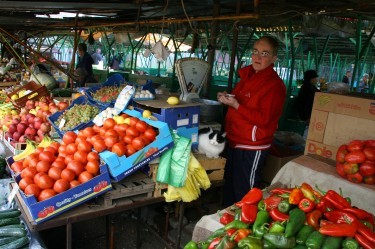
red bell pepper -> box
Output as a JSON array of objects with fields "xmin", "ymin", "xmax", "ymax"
[
  {"xmin": 319, "ymin": 223, "xmax": 357, "ymax": 237},
  {"xmin": 315, "ymin": 198, "xmax": 334, "ymax": 213},
  {"xmin": 324, "ymin": 210, "xmax": 359, "ymax": 225},
  {"xmin": 347, "ymin": 172, "xmax": 363, "ymax": 183},
  {"xmin": 263, "ymin": 195, "xmax": 283, "ymax": 212},
  {"xmin": 357, "ymin": 222, "xmax": 375, "ymax": 244},
  {"xmin": 347, "ymin": 140, "xmax": 365, "ymax": 152},
  {"xmin": 226, "ymin": 228, "xmax": 237, "ymax": 237},
  {"xmin": 231, "ymin": 228, "xmax": 251, "ymax": 243},
  {"xmin": 220, "ymin": 212, "xmax": 235, "ymax": 225},
  {"xmin": 323, "ymin": 190, "xmax": 351, "ymax": 210},
  {"xmin": 240, "ymin": 203, "xmax": 258, "ymax": 224},
  {"xmin": 345, "ymin": 150, "xmax": 366, "ymax": 164},
  {"xmin": 364, "ymin": 140, "xmax": 375, "ymax": 148},
  {"xmin": 235, "ymin": 187, "xmax": 263, "ymax": 207},
  {"xmin": 298, "ymin": 198, "xmax": 315, "ymax": 213},
  {"xmin": 289, "ymin": 188, "xmax": 304, "ymax": 205},
  {"xmin": 343, "ymin": 207, "xmax": 375, "ymax": 226},
  {"xmin": 300, "ymin": 182, "xmax": 316, "ymax": 201},
  {"xmin": 336, "ymin": 162, "xmax": 347, "ymax": 178},
  {"xmin": 354, "ymin": 233, "xmax": 375, "ymax": 249},
  {"xmin": 269, "ymin": 188, "xmax": 293, "ymax": 195},
  {"xmin": 336, "ymin": 146, "xmax": 348, "ymax": 163},
  {"xmin": 306, "ymin": 210, "xmax": 322, "ymax": 230},
  {"xmin": 319, "ymin": 219, "xmax": 333, "ymax": 227},
  {"xmin": 269, "ymin": 207, "xmax": 289, "ymax": 222},
  {"xmin": 208, "ymin": 237, "xmax": 221, "ymax": 249},
  {"xmin": 363, "ymin": 147, "xmax": 375, "ymax": 161},
  {"xmin": 343, "ymin": 162, "xmax": 359, "ymax": 174}
]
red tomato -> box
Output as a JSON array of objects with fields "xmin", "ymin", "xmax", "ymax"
[
  {"xmin": 126, "ymin": 144, "xmax": 136, "ymax": 156},
  {"xmin": 37, "ymin": 175, "xmax": 54, "ymax": 189},
  {"xmin": 44, "ymin": 146, "xmax": 58, "ymax": 156},
  {"xmin": 58, "ymin": 144, "xmax": 67, "ymax": 154},
  {"xmin": 54, "ymin": 156, "xmax": 65, "ymax": 163},
  {"xmin": 49, "ymin": 142, "xmax": 60, "ymax": 152},
  {"xmin": 114, "ymin": 123, "xmax": 129, "ymax": 133},
  {"xmin": 28, "ymin": 157, "xmax": 40, "ymax": 168},
  {"xmin": 140, "ymin": 134, "xmax": 151, "ymax": 146},
  {"xmin": 126, "ymin": 127, "xmax": 139, "ymax": 137},
  {"xmin": 64, "ymin": 154, "xmax": 74, "ymax": 165},
  {"xmin": 21, "ymin": 167, "xmax": 37, "ymax": 179},
  {"xmin": 346, "ymin": 172, "xmax": 363, "ymax": 183},
  {"xmin": 77, "ymin": 140, "xmax": 93, "ymax": 153},
  {"xmin": 86, "ymin": 160, "xmax": 100, "ymax": 175},
  {"xmin": 105, "ymin": 129, "xmax": 118, "ymax": 137},
  {"xmin": 36, "ymin": 160, "xmax": 51, "ymax": 173},
  {"xmin": 128, "ymin": 117, "xmax": 139, "ymax": 127},
  {"xmin": 92, "ymin": 124, "xmax": 101, "ymax": 133},
  {"xmin": 105, "ymin": 136, "xmax": 119, "ymax": 149},
  {"xmin": 33, "ymin": 172, "xmax": 46, "ymax": 186},
  {"xmin": 24, "ymin": 184, "xmax": 40, "ymax": 198},
  {"xmin": 104, "ymin": 118, "xmax": 117, "ymax": 129},
  {"xmin": 123, "ymin": 135, "xmax": 134, "ymax": 144},
  {"xmin": 11, "ymin": 161, "xmax": 24, "ymax": 173},
  {"xmin": 51, "ymin": 160, "xmax": 66, "ymax": 170},
  {"xmin": 23, "ymin": 153, "xmax": 38, "ymax": 168},
  {"xmin": 363, "ymin": 147, "xmax": 375, "ymax": 161},
  {"xmin": 78, "ymin": 171, "xmax": 94, "ymax": 183},
  {"xmin": 48, "ymin": 167, "xmax": 62, "ymax": 181},
  {"xmin": 87, "ymin": 151, "xmax": 99, "ymax": 162},
  {"xmin": 77, "ymin": 130, "xmax": 87, "ymax": 139},
  {"xmin": 70, "ymin": 180, "xmax": 81, "ymax": 188},
  {"xmin": 61, "ymin": 168, "xmax": 76, "ymax": 182},
  {"xmin": 112, "ymin": 143, "xmax": 126, "ymax": 157},
  {"xmin": 363, "ymin": 175, "xmax": 375, "ymax": 185},
  {"xmin": 135, "ymin": 121, "xmax": 148, "ymax": 133},
  {"xmin": 359, "ymin": 161, "xmax": 375, "ymax": 177},
  {"xmin": 83, "ymin": 127, "xmax": 96, "ymax": 137},
  {"xmin": 19, "ymin": 177, "xmax": 34, "ymax": 191},
  {"xmin": 93, "ymin": 139, "xmax": 107, "ymax": 152},
  {"xmin": 66, "ymin": 143, "xmax": 78, "ymax": 155},
  {"xmin": 144, "ymin": 127, "xmax": 157, "ymax": 141},
  {"xmin": 34, "ymin": 147, "xmax": 44, "ymax": 155},
  {"xmin": 347, "ymin": 140, "xmax": 364, "ymax": 152},
  {"xmin": 53, "ymin": 179, "xmax": 70, "ymax": 193},
  {"xmin": 75, "ymin": 137, "xmax": 87, "ymax": 146},
  {"xmin": 99, "ymin": 127, "xmax": 108, "ymax": 137},
  {"xmin": 74, "ymin": 150, "xmax": 88, "ymax": 164},
  {"xmin": 67, "ymin": 160, "xmax": 84, "ymax": 176},
  {"xmin": 62, "ymin": 131, "xmax": 77, "ymax": 145},
  {"xmin": 132, "ymin": 137, "xmax": 145, "ymax": 151},
  {"xmin": 38, "ymin": 189, "xmax": 56, "ymax": 202},
  {"xmin": 39, "ymin": 151, "xmax": 56, "ymax": 163}
]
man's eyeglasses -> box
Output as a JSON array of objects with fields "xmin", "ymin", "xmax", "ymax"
[{"xmin": 252, "ymin": 49, "xmax": 271, "ymax": 57}]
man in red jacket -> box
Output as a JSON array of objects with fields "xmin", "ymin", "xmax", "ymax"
[{"xmin": 218, "ymin": 36, "xmax": 286, "ymax": 206}]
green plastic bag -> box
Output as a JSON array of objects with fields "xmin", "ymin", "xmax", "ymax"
[{"xmin": 156, "ymin": 131, "xmax": 191, "ymax": 187}]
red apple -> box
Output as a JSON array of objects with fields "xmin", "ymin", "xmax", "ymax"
[
  {"xmin": 8, "ymin": 124, "xmax": 17, "ymax": 133},
  {"xmin": 17, "ymin": 122, "xmax": 28, "ymax": 134},
  {"xmin": 40, "ymin": 123, "xmax": 51, "ymax": 133},
  {"xmin": 12, "ymin": 131, "xmax": 21, "ymax": 141},
  {"xmin": 25, "ymin": 127, "xmax": 37, "ymax": 136},
  {"xmin": 11, "ymin": 118, "xmax": 21, "ymax": 125}
]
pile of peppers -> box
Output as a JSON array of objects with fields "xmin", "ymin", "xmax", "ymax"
[{"xmin": 184, "ymin": 183, "xmax": 375, "ymax": 249}]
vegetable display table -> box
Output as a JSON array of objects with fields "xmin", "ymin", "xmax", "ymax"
[{"xmin": 271, "ymin": 155, "xmax": 375, "ymax": 214}]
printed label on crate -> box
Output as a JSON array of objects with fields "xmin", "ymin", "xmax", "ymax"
[{"xmin": 58, "ymin": 118, "xmax": 66, "ymax": 129}]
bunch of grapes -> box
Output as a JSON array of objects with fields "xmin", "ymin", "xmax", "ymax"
[{"xmin": 55, "ymin": 104, "xmax": 100, "ymax": 131}]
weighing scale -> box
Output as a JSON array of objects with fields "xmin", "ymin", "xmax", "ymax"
[{"xmin": 175, "ymin": 58, "xmax": 211, "ymax": 102}]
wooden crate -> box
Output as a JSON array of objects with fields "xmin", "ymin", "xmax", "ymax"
[
  {"xmin": 193, "ymin": 153, "xmax": 226, "ymax": 181},
  {"xmin": 101, "ymin": 172, "xmax": 155, "ymax": 207},
  {"xmin": 149, "ymin": 164, "xmax": 168, "ymax": 198}
]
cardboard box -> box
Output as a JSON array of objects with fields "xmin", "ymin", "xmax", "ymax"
[
  {"xmin": 132, "ymin": 95, "xmax": 200, "ymax": 149},
  {"xmin": 305, "ymin": 92, "xmax": 375, "ymax": 160},
  {"xmin": 7, "ymin": 157, "xmax": 112, "ymax": 224},
  {"xmin": 262, "ymin": 153, "xmax": 302, "ymax": 184},
  {"xmin": 194, "ymin": 153, "xmax": 226, "ymax": 181},
  {"xmin": 99, "ymin": 109, "xmax": 174, "ymax": 182}
]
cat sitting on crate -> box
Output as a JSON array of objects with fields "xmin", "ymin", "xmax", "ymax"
[{"xmin": 198, "ymin": 127, "xmax": 226, "ymax": 158}]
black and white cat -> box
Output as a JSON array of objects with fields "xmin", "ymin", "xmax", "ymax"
[{"xmin": 198, "ymin": 127, "xmax": 226, "ymax": 158}]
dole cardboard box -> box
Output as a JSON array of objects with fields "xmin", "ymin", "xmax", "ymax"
[
  {"xmin": 99, "ymin": 109, "xmax": 174, "ymax": 182},
  {"xmin": 305, "ymin": 92, "xmax": 375, "ymax": 160},
  {"xmin": 6, "ymin": 157, "xmax": 112, "ymax": 224}
]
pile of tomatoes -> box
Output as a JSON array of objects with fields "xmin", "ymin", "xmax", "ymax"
[
  {"xmin": 74, "ymin": 114, "xmax": 158, "ymax": 157},
  {"xmin": 10, "ymin": 141, "xmax": 102, "ymax": 202},
  {"xmin": 336, "ymin": 139, "xmax": 375, "ymax": 185}
]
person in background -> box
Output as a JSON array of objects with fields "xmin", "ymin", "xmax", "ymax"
[
  {"xmin": 296, "ymin": 70, "xmax": 320, "ymax": 140},
  {"xmin": 91, "ymin": 48, "xmax": 104, "ymax": 65},
  {"xmin": 342, "ymin": 70, "xmax": 351, "ymax": 84},
  {"xmin": 357, "ymin": 73, "xmax": 369, "ymax": 93},
  {"xmin": 217, "ymin": 36, "xmax": 286, "ymax": 207},
  {"xmin": 76, "ymin": 43, "xmax": 96, "ymax": 87}
]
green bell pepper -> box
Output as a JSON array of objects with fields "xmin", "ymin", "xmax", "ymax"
[
  {"xmin": 237, "ymin": 236, "xmax": 263, "ymax": 249},
  {"xmin": 342, "ymin": 238, "xmax": 359, "ymax": 249},
  {"xmin": 224, "ymin": 220, "xmax": 249, "ymax": 230},
  {"xmin": 206, "ymin": 227, "xmax": 225, "ymax": 243},
  {"xmin": 263, "ymin": 232, "xmax": 296, "ymax": 249},
  {"xmin": 253, "ymin": 223, "xmax": 269, "ymax": 238},
  {"xmin": 285, "ymin": 208, "xmax": 306, "ymax": 238},
  {"xmin": 257, "ymin": 200, "xmax": 266, "ymax": 211},
  {"xmin": 200, "ymin": 241, "xmax": 210, "ymax": 249},
  {"xmin": 184, "ymin": 241, "xmax": 199, "ymax": 249},
  {"xmin": 321, "ymin": 236, "xmax": 343, "ymax": 249},
  {"xmin": 278, "ymin": 199, "xmax": 291, "ymax": 213},
  {"xmin": 269, "ymin": 221, "xmax": 285, "ymax": 233},
  {"xmin": 295, "ymin": 225, "xmax": 314, "ymax": 245},
  {"xmin": 305, "ymin": 231, "xmax": 326, "ymax": 249}
]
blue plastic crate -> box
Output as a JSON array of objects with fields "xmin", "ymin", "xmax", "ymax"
[
  {"xmin": 85, "ymin": 73, "xmax": 129, "ymax": 108},
  {"xmin": 48, "ymin": 95, "xmax": 102, "ymax": 138}
]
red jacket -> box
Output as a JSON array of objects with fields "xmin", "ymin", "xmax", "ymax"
[{"xmin": 225, "ymin": 64, "xmax": 286, "ymax": 150}]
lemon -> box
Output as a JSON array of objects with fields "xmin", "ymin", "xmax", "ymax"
[
  {"xmin": 142, "ymin": 110, "xmax": 152, "ymax": 118},
  {"xmin": 167, "ymin": 96, "xmax": 179, "ymax": 105},
  {"xmin": 124, "ymin": 117, "xmax": 130, "ymax": 124},
  {"xmin": 11, "ymin": 94, "xmax": 19, "ymax": 101},
  {"xmin": 116, "ymin": 115, "xmax": 125, "ymax": 124}
]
